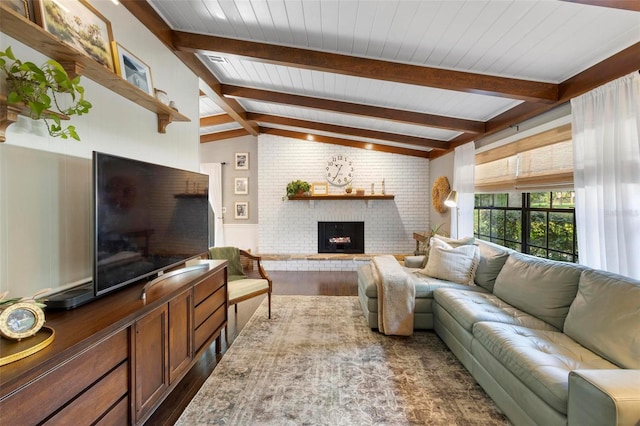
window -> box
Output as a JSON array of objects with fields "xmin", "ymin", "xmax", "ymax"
[{"xmin": 474, "ymin": 191, "xmax": 578, "ymax": 262}]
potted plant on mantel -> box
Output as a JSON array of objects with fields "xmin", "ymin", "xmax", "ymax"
[
  {"xmin": 284, "ymin": 180, "xmax": 311, "ymax": 200},
  {"xmin": 0, "ymin": 46, "xmax": 92, "ymax": 140}
]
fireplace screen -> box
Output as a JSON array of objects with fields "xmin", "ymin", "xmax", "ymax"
[{"xmin": 318, "ymin": 222, "xmax": 364, "ymax": 253}]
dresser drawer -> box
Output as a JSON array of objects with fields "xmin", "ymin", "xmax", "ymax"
[
  {"xmin": 194, "ymin": 269, "xmax": 225, "ymax": 305},
  {"xmin": 194, "ymin": 286, "xmax": 226, "ymax": 328},
  {"xmin": 95, "ymin": 395, "xmax": 129, "ymax": 426},
  {"xmin": 194, "ymin": 306, "xmax": 226, "ymax": 351},
  {"xmin": 0, "ymin": 329, "xmax": 129, "ymax": 425},
  {"xmin": 43, "ymin": 361, "xmax": 128, "ymax": 425}
]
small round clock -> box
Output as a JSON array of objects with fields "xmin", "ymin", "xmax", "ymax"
[
  {"xmin": 326, "ymin": 154, "xmax": 354, "ymax": 186},
  {"xmin": 0, "ymin": 302, "xmax": 46, "ymax": 340}
]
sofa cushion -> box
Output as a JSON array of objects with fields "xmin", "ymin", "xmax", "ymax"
[
  {"xmin": 472, "ymin": 322, "xmax": 619, "ymax": 415},
  {"xmin": 493, "ymin": 253, "xmax": 584, "ymax": 330},
  {"xmin": 564, "ymin": 269, "xmax": 640, "ymax": 369},
  {"xmin": 420, "ymin": 235, "xmax": 475, "ymax": 268},
  {"xmin": 474, "ymin": 241, "xmax": 510, "ymax": 292},
  {"xmin": 419, "ymin": 238, "xmax": 479, "ymax": 285},
  {"xmin": 434, "ymin": 288, "xmax": 558, "ymax": 333}
]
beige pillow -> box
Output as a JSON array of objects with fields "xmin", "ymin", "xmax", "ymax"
[
  {"xmin": 419, "ymin": 238, "xmax": 479, "ymax": 285},
  {"xmin": 420, "ymin": 235, "xmax": 476, "ymax": 268}
]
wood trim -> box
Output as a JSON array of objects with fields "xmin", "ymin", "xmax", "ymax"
[
  {"xmin": 200, "ymin": 114, "xmax": 234, "ymax": 127},
  {"xmin": 247, "ymin": 113, "xmax": 450, "ymax": 150},
  {"xmin": 558, "ymin": 42, "xmax": 640, "ymax": 101},
  {"xmin": 200, "ymin": 128, "xmax": 250, "ymax": 143},
  {"xmin": 559, "ymin": 0, "xmax": 640, "ymax": 12},
  {"xmin": 173, "ymin": 31, "xmax": 558, "ymax": 103},
  {"xmin": 224, "ymin": 85, "xmax": 483, "ymax": 133},
  {"xmin": 475, "ymin": 123, "xmax": 572, "ymax": 165},
  {"xmin": 259, "ymin": 127, "xmax": 430, "ymax": 158}
]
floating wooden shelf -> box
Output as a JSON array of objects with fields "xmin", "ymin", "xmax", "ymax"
[
  {"xmin": 0, "ymin": 96, "xmax": 71, "ymax": 142},
  {"xmin": 174, "ymin": 193, "xmax": 207, "ymax": 199},
  {"xmin": 0, "ymin": 5, "xmax": 190, "ymax": 142},
  {"xmin": 288, "ymin": 194, "xmax": 395, "ymax": 208}
]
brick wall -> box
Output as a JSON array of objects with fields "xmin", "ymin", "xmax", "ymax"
[{"xmin": 257, "ymin": 134, "xmax": 430, "ymax": 270}]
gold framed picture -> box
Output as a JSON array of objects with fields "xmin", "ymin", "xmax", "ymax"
[
  {"xmin": 34, "ymin": 0, "xmax": 115, "ymax": 71},
  {"xmin": 312, "ymin": 182, "xmax": 328, "ymax": 196}
]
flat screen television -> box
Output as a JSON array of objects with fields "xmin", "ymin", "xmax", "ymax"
[{"xmin": 93, "ymin": 151, "xmax": 209, "ymax": 297}]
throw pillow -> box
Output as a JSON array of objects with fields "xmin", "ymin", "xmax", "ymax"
[
  {"xmin": 419, "ymin": 238, "xmax": 479, "ymax": 285},
  {"xmin": 420, "ymin": 235, "xmax": 476, "ymax": 268}
]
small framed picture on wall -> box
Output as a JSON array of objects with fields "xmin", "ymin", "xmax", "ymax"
[
  {"xmin": 234, "ymin": 177, "xmax": 249, "ymax": 195},
  {"xmin": 234, "ymin": 152, "xmax": 249, "ymax": 170},
  {"xmin": 235, "ymin": 201, "xmax": 249, "ymax": 219}
]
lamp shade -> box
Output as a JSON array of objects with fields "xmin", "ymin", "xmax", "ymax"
[{"xmin": 444, "ymin": 190, "xmax": 458, "ymax": 207}]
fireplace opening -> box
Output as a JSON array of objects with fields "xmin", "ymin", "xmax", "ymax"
[{"xmin": 318, "ymin": 221, "xmax": 364, "ymax": 254}]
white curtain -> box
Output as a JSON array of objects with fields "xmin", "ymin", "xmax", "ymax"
[
  {"xmin": 571, "ymin": 72, "xmax": 640, "ymax": 279},
  {"xmin": 451, "ymin": 142, "xmax": 476, "ymax": 239},
  {"xmin": 200, "ymin": 163, "xmax": 225, "ymax": 247}
]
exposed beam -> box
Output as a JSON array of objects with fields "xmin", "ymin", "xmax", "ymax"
[
  {"xmin": 260, "ymin": 128, "xmax": 430, "ymax": 158},
  {"xmin": 224, "ymin": 85, "xmax": 483, "ymax": 134},
  {"xmin": 173, "ymin": 31, "xmax": 558, "ymax": 103},
  {"xmin": 200, "ymin": 114, "xmax": 234, "ymax": 127},
  {"xmin": 200, "ymin": 128, "xmax": 250, "ymax": 143},
  {"xmin": 247, "ymin": 113, "xmax": 449, "ymax": 150},
  {"xmin": 120, "ymin": 0, "xmax": 258, "ymax": 136},
  {"xmin": 430, "ymin": 42, "xmax": 640, "ymax": 160},
  {"xmin": 559, "ymin": 0, "xmax": 640, "ymax": 12},
  {"xmin": 558, "ymin": 42, "xmax": 640, "ymax": 101}
]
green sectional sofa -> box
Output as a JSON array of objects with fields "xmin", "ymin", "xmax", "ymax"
[{"xmin": 357, "ymin": 239, "xmax": 640, "ymax": 426}]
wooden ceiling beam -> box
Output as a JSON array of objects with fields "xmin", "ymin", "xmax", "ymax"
[
  {"xmin": 200, "ymin": 128, "xmax": 250, "ymax": 143},
  {"xmin": 200, "ymin": 114, "xmax": 234, "ymax": 127},
  {"xmin": 247, "ymin": 113, "xmax": 450, "ymax": 150},
  {"xmin": 224, "ymin": 85, "xmax": 483, "ymax": 134},
  {"xmin": 260, "ymin": 128, "xmax": 430, "ymax": 158},
  {"xmin": 431, "ymin": 42, "xmax": 640, "ymax": 159},
  {"xmin": 119, "ymin": 0, "xmax": 258, "ymax": 136},
  {"xmin": 558, "ymin": 42, "xmax": 640, "ymax": 101},
  {"xmin": 173, "ymin": 31, "xmax": 558, "ymax": 103},
  {"xmin": 559, "ymin": 0, "xmax": 640, "ymax": 12}
]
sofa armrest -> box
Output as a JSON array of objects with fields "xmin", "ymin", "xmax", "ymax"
[
  {"xmin": 568, "ymin": 369, "xmax": 640, "ymax": 426},
  {"xmin": 403, "ymin": 255, "xmax": 425, "ymax": 268}
]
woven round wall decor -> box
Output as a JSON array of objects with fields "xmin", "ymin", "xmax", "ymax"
[{"xmin": 432, "ymin": 176, "xmax": 451, "ymax": 214}]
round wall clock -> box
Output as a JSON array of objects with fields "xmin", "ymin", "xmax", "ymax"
[
  {"xmin": 0, "ymin": 302, "xmax": 46, "ymax": 340},
  {"xmin": 325, "ymin": 154, "xmax": 354, "ymax": 186}
]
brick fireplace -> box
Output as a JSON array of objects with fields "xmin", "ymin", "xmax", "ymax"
[{"xmin": 257, "ymin": 134, "xmax": 430, "ymax": 270}]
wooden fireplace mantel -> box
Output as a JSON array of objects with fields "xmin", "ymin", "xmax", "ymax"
[{"xmin": 287, "ymin": 194, "xmax": 395, "ymax": 208}]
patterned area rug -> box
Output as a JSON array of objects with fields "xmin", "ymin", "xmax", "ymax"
[{"xmin": 177, "ymin": 296, "xmax": 509, "ymax": 425}]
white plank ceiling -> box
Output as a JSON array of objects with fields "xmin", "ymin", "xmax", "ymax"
[{"xmin": 137, "ymin": 0, "xmax": 640, "ymax": 156}]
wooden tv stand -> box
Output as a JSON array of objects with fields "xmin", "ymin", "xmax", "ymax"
[{"xmin": 0, "ymin": 260, "xmax": 227, "ymax": 425}]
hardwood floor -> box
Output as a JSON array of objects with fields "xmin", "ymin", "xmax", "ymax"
[{"xmin": 145, "ymin": 270, "xmax": 358, "ymax": 425}]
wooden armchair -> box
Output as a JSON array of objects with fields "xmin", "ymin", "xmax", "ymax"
[{"xmin": 209, "ymin": 247, "xmax": 272, "ymax": 318}]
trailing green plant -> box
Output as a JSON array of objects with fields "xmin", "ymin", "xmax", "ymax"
[
  {"xmin": 0, "ymin": 46, "xmax": 92, "ymax": 140},
  {"xmin": 284, "ymin": 180, "xmax": 311, "ymax": 200}
]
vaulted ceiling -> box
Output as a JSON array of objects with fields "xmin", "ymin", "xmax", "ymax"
[{"xmin": 121, "ymin": 0, "xmax": 640, "ymax": 158}]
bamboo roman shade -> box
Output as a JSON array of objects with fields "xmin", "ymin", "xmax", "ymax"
[{"xmin": 475, "ymin": 123, "xmax": 573, "ymax": 192}]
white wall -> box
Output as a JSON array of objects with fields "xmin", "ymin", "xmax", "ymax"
[
  {"xmin": 257, "ymin": 134, "xmax": 430, "ymax": 256},
  {"xmin": 0, "ymin": 3, "xmax": 200, "ymax": 298}
]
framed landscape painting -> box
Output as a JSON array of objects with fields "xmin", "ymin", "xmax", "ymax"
[{"xmin": 34, "ymin": 0, "xmax": 114, "ymax": 71}]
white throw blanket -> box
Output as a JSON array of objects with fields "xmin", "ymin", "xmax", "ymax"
[{"xmin": 371, "ymin": 255, "xmax": 415, "ymax": 336}]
